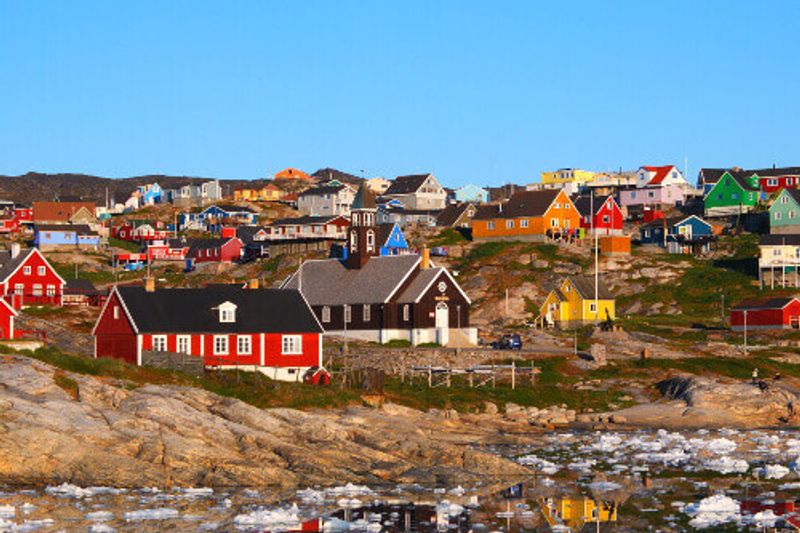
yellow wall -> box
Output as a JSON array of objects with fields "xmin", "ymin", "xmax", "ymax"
[
  {"xmin": 551, "ymin": 278, "xmax": 616, "ymax": 324},
  {"xmin": 541, "ymin": 168, "xmax": 597, "ymax": 185}
]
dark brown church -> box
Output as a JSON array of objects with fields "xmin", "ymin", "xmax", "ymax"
[{"xmin": 282, "ymin": 184, "xmax": 476, "ymax": 346}]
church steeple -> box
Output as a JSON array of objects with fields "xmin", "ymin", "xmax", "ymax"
[{"xmin": 346, "ymin": 183, "xmax": 378, "ymax": 269}]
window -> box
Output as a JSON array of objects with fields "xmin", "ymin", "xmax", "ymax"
[
  {"xmin": 773, "ymin": 248, "xmax": 782, "ymax": 257},
  {"xmin": 550, "ymin": 218, "xmax": 559, "ymax": 228},
  {"xmin": 791, "ymin": 211, "xmax": 796, "ymax": 220},
  {"xmin": 643, "ymin": 230, "xmax": 650, "ymax": 238},
  {"xmin": 23, "ymin": 266, "xmax": 31, "ymax": 275},
  {"xmin": 602, "ymin": 215, "xmax": 610, "ymax": 224},
  {"xmin": 783, "ymin": 196, "xmax": 789, "ymax": 204},
  {"xmin": 589, "ymin": 303, "xmax": 598, "ymax": 313},
  {"xmin": 46, "ymin": 285, "xmax": 55, "ymax": 296},
  {"xmin": 769, "ymin": 179, "xmax": 778, "ymax": 187},
  {"xmin": 152, "ymin": 335, "xmax": 167, "ymax": 352},
  {"xmin": 487, "ymin": 221, "xmax": 495, "ymax": 230},
  {"xmin": 789, "ymin": 178, "xmax": 794, "ymax": 186},
  {"xmin": 553, "ymin": 203, "xmax": 560, "ymax": 209},
  {"xmin": 565, "ymin": 284, "xmax": 571, "ymax": 293},
  {"xmin": 350, "ymin": 231, "xmax": 357, "ymax": 250},
  {"xmin": 282, "ymin": 335, "xmax": 302, "ymax": 354},
  {"xmin": 113, "ymin": 306, "xmax": 119, "ymax": 319},
  {"xmin": 731, "ymin": 193, "xmax": 739, "ymax": 200},
  {"xmin": 717, "ymin": 194, "xmax": 723, "ymax": 200},
  {"xmin": 213, "ymin": 335, "xmax": 229, "ymax": 355},
  {"xmin": 506, "ymin": 220, "xmax": 514, "ymax": 229},
  {"xmin": 37, "ymin": 266, "xmax": 45, "ymax": 276},
  {"xmin": 14, "ymin": 284, "xmax": 23, "ymax": 295},
  {"xmin": 218, "ymin": 302, "xmax": 236, "ymax": 323},
  {"xmin": 237, "ymin": 335, "xmax": 252, "ymax": 355},
  {"xmin": 177, "ymin": 336, "xmax": 190, "ymax": 354},
  {"xmin": 363, "ymin": 304, "xmax": 371, "ymax": 322},
  {"xmin": 32, "ymin": 284, "xmax": 42, "ymax": 296},
  {"xmin": 630, "ymin": 191, "xmax": 636, "ymax": 199},
  {"xmin": 748, "ymin": 193, "xmax": 754, "ymax": 201},
  {"xmin": 403, "ymin": 304, "xmax": 410, "ymax": 321},
  {"xmin": 520, "ymin": 218, "xmax": 528, "ymax": 228},
  {"xmin": 648, "ymin": 191, "xmax": 655, "ymax": 198},
  {"xmin": 321, "ymin": 306, "xmax": 331, "ymax": 323},
  {"xmin": 775, "ymin": 212, "xmax": 783, "ymax": 220},
  {"xmin": 366, "ymin": 230, "xmax": 375, "ymax": 252},
  {"xmin": 344, "ymin": 304, "xmax": 351, "ymax": 323}
]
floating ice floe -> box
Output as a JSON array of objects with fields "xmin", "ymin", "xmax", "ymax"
[
  {"xmin": 684, "ymin": 494, "xmax": 741, "ymax": 529},
  {"xmin": 233, "ymin": 504, "xmax": 301, "ymax": 529},
  {"xmin": 760, "ymin": 464, "xmax": 790, "ymax": 479},
  {"xmin": 85, "ymin": 510, "xmax": 114, "ymax": 522},
  {"xmin": 180, "ymin": 487, "xmax": 214, "ymax": 498},
  {"xmin": 124, "ymin": 507, "xmax": 180, "ymax": 521},
  {"xmin": 45, "ymin": 484, "xmax": 126, "ymax": 499},
  {"xmin": 88, "ymin": 525, "xmax": 116, "ymax": 533},
  {"xmin": 585, "ymin": 481, "xmax": 622, "ymax": 492},
  {"xmin": 701, "ymin": 456, "xmax": 749, "ymax": 474},
  {"xmin": 0, "ymin": 505, "xmax": 14, "ymax": 519},
  {"xmin": 436, "ymin": 500, "xmax": 465, "ymax": 518},
  {"xmin": 751, "ymin": 509, "xmax": 780, "ymax": 528}
]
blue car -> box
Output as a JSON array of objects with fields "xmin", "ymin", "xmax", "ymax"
[{"xmin": 491, "ymin": 334, "xmax": 522, "ymax": 350}]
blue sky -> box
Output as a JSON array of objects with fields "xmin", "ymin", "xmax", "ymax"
[{"xmin": 1, "ymin": 1, "xmax": 798, "ymax": 187}]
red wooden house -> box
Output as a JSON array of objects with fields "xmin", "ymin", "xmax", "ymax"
[
  {"xmin": 92, "ymin": 284, "xmax": 324, "ymax": 381},
  {"xmin": 113, "ymin": 221, "xmax": 173, "ymax": 242},
  {"xmin": 0, "ymin": 217, "xmax": 20, "ymax": 234},
  {"xmin": 573, "ymin": 195, "xmax": 623, "ymax": 236},
  {"xmin": 147, "ymin": 239, "xmax": 191, "ymax": 261},
  {"xmin": 0, "ymin": 244, "xmax": 65, "ymax": 308},
  {"xmin": 730, "ymin": 297, "xmax": 800, "ymax": 331},
  {"xmin": 0, "ymin": 298, "xmax": 18, "ymax": 339},
  {"xmin": 187, "ymin": 237, "xmax": 243, "ymax": 264},
  {"xmin": 14, "ymin": 206, "xmax": 33, "ymax": 223}
]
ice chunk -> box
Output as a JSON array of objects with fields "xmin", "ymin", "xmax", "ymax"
[
  {"xmin": 233, "ymin": 505, "xmax": 301, "ymax": 529},
  {"xmin": 124, "ymin": 508, "xmax": 180, "ymax": 521},
  {"xmin": 684, "ymin": 494, "xmax": 741, "ymax": 529}
]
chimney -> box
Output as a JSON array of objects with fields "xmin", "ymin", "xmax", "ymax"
[
  {"xmin": 144, "ymin": 277, "xmax": 156, "ymax": 292},
  {"xmin": 248, "ymin": 278, "xmax": 259, "ymax": 289},
  {"xmin": 10, "ymin": 243, "xmax": 20, "ymax": 259},
  {"xmin": 421, "ymin": 247, "xmax": 430, "ymax": 269}
]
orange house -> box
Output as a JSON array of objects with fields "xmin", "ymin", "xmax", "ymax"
[
  {"xmin": 274, "ymin": 167, "xmax": 311, "ymax": 180},
  {"xmin": 472, "ymin": 189, "xmax": 581, "ymax": 240}
]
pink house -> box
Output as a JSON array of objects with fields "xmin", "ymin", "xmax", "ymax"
[{"xmin": 619, "ymin": 184, "xmax": 685, "ymax": 208}]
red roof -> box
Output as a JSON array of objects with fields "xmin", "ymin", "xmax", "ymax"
[{"xmin": 642, "ymin": 165, "xmax": 675, "ymax": 186}]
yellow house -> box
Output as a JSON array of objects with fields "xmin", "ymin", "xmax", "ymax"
[
  {"xmin": 541, "ymin": 168, "xmax": 597, "ymax": 185},
  {"xmin": 541, "ymin": 497, "xmax": 618, "ymax": 529},
  {"xmin": 539, "ymin": 275, "xmax": 615, "ymax": 328},
  {"xmin": 233, "ymin": 184, "xmax": 285, "ymax": 202}
]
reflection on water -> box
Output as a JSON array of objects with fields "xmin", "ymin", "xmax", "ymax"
[{"xmin": 3, "ymin": 429, "xmax": 800, "ymax": 531}]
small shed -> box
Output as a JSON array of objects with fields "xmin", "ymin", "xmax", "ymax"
[{"xmin": 730, "ymin": 297, "xmax": 800, "ymax": 331}]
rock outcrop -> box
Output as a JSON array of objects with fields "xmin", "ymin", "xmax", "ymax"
[
  {"xmin": 0, "ymin": 356, "xmax": 530, "ymax": 490},
  {"xmin": 606, "ymin": 376, "xmax": 800, "ymax": 429}
]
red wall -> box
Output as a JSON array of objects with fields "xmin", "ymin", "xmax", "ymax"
[
  {"xmin": 94, "ymin": 292, "xmax": 138, "ymax": 364},
  {"xmin": 730, "ymin": 301, "xmax": 800, "ymax": 328},
  {"xmin": 0, "ymin": 304, "xmax": 14, "ymax": 339},
  {"xmin": 580, "ymin": 199, "xmax": 623, "ymax": 232},
  {"xmin": 760, "ymin": 176, "xmax": 798, "ymax": 194},
  {"xmin": 2, "ymin": 250, "xmax": 63, "ymax": 307},
  {"xmin": 194, "ymin": 239, "xmax": 243, "ymax": 263},
  {"xmin": 140, "ymin": 332, "xmax": 320, "ymax": 368}
]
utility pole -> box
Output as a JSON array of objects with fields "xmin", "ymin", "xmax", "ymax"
[
  {"xmin": 743, "ymin": 310, "xmax": 748, "ymax": 356},
  {"xmin": 591, "ymin": 190, "xmax": 599, "ymax": 327}
]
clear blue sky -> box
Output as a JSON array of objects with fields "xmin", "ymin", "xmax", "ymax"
[{"xmin": 1, "ymin": 1, "xmax": 798, "ymax": 187}]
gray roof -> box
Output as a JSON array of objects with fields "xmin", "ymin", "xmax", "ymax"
[
  {"xmin": 283, "ymin": 255, "xmax": 421, "ymax": 305},
  {"xmin": 0, "ymin": 248, "xmax": 35, "ymax": 281},
  {"xmin": 384, "ymin": 174, "xmax": 432, "ymax": 195},
  {"xmin": 566, "ymin": 275, "xmax": 614, "ymax": 300},
  {"xmin": 396, "ymin": 268, "xmax": 442, "ymax": 303}
]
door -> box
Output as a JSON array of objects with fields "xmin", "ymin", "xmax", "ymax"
[{"xmin": 435, "ymin": 302, "xmax": 449, "ymax": 345}]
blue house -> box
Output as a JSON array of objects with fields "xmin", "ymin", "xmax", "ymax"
[
  {"xmin": 453, "ymin": 184, "xmax": 489, "ymax": 204},
  {"xmin": 639, "ymin": 215, "xmax": 715, "ymax": 255},
  {"xmin": 377, "ymin": 223, "xmax": 409, "ymax": 255},
  {"xmin": 34, "ymin": 224, "xmax": 101, "ymax": 249},
  {"xmin": 137, "ymin": 183, "xmax": 164, "ymax": 205},
  {"xmin": 179, "ymin": 205, "xmax": 259, "ymax": 231}
]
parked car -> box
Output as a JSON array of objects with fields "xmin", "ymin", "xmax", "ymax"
[{"xmin": 491, "ymin": 334, "xmax": 522, "ymax": 350}]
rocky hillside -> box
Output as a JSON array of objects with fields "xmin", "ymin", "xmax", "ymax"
[{"xmin": 0, "ymin": 355, "xmax": 530, "ymax": 490}]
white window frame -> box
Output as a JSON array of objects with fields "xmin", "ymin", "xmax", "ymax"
[
  {"xmin": 487, "ymin": 221, "xmax": 495, "ymax": 230},
  {"xmin": 281, "ymin": 335, "xmax": 303, "ymax": 355},
  {"xmin": 403, "ymin": 304, "xmax": 410, "ymax": 321},
  {"xmin": 776, "ymin": 212, "xmax": 783, "ymax": 220},
  {"xmin": 113, "ymin": 306, "xmax": 119, "ymax": 319},
  {"xmin": 344, "ymin": 304, "xmax": 351, "ymax": 323},
  {"xmin": 23, "ymin": 266, "xmax": 31, "ymax": 275},
  {"xmin": 506, "ymin": 220, "xmax": 514, "ymax": 229},
  {"xmin": 550, "ymin": 218, "xmax": 559, "ymax": 228},
  {"xmin": 321, "ymin": 306, "xmax": 331, "ymax": 323},
  {"xmin": 14, "ymin": 284, "xmax": 23, "ymax": 295},
  {"xmin": 237, "ymin": 335, "xmax": 252, "ymax": 355},
  {"xmin": 520, "ymin": 218, "xmax": 529, "ymax": 228},
  {"xmin": 213, "ymin": 335, "xmax": 229, "ymax": 355},
  {"xmin": 176, "ymin": 335, "xmax": 191, "ymax": 354},
  {"xmin": 152, "ymin": 335, "xmax": 167, "ymax": 352},
  {"xmin": 32, "ymin": 284, "xmax": 42, "ymax": 296},
  {"xmin": 589, "ymin": 303, "xmax": 598, "ymax": 313},
  {"xmin": 363, "ymin": 304, "xmax": 371, "ymax": 322},
  {"xmin": 46, "ymin": 284, "xmax": 55, "ymax": 296},
  {"xmin": 37, "ymin": 266, "xmax": 45, "ymax": 276}
]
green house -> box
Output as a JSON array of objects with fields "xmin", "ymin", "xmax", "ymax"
[
  {"xmin": 768, "ymin": 188, "xmax": 800, "ymax": 234},
  {"xmin": 703, "ymin": 170, "xmax": 762, "ymax": 217}
]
